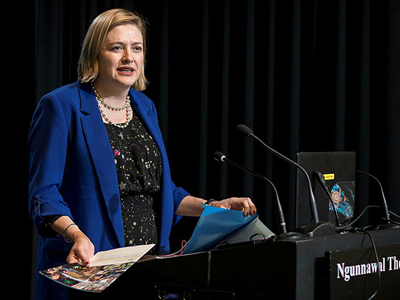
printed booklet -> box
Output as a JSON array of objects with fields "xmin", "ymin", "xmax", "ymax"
[{"xmin": 40, "ymin": 244, "xmax": 155, "ymax": 293}]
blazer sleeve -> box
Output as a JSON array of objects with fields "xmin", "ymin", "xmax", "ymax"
[
  {"xmin": 28, "ymin": 93, "xmax": 74, "ymax": 237},
  {"xmin": 171, "ymin": 180, "xmax": 190, "ymax": 209}
]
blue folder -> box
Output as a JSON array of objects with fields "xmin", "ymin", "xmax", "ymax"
[{"xmin": 183, "ymin": 205, "xmax": 259, "ymax": 254}]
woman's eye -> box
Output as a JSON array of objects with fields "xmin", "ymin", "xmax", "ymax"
[
  {"xmin": 133, "ymin": 46, "xmax": 142, "ymax": 52},
  {"xmin": 111, "ymin": 46, "xmax": 123, "ymax": 51}
]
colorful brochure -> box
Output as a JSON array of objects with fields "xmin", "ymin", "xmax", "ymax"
[{"xmin": 40, "ymin": 244, "xmax": 154, "ymax": 293}]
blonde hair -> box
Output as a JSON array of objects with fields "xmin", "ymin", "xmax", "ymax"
[{"xmin": 77, "ymin": 8, "xmax": 148, "ymax": 91}]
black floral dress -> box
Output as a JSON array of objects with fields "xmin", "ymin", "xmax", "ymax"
[{"xmin": 104, "ymin": 111, "xmax": 162, "ymax": 251}]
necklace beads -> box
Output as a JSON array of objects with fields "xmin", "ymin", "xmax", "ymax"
[{"xmin": 91, "ymin": 83, "xmax": 132, "ymax": 129}]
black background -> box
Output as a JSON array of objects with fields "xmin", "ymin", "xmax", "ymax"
[{"xmin": 9, "ymin": 0, "xmax": 400, "ymax": 298}]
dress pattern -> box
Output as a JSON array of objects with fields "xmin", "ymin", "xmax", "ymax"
[{"xmin": 104, "ymin": 111, "xmax": 162, "ymax": 249}]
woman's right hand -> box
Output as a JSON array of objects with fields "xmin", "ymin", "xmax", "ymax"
[
  {"xmin": 50, "ymin": 216, "xmax": 95, "ymax": 266},
  {"xmin": 66, "ymin": 234, "xmax": 95, "ymax": 266}
]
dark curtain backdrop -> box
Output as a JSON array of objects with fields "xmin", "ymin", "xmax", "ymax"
[{"xmin": 17, "ymin": 0, "xmax": 400, "ymax": 298}]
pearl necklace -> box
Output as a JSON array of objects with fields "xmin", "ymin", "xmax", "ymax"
[{"xmin": 91, "ymin": 83, "xmax": 132, "ymax": 129}]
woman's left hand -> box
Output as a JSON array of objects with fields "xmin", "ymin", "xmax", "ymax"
[{"xmin": 210, "ymin": 197, "xmax": 257, "ymax": 216}]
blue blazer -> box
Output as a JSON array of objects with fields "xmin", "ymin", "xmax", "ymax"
[{"xmin": 29, "ymin": 81, "xmax": 189, "ymax": 299}]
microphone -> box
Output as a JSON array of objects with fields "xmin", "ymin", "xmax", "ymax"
[
  {"xmin": 313, "ymin": 171, "xmax": 341, "ymax": 227},
  {"xmin": 214, "ymin": 151, "xmax": 303, "ymax": 239},
  {"xmin": 237, "ymin": 124, "xmax": 336, "ymax": 237},
  {"xmin": 356, "ymin": 170, "xmax": 400, "ymax": 229}
]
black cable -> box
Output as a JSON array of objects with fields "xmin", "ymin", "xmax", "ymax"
[
  {"xmin": 335, "ymin": 205, "xmax": 380, "ymax": 231},
  {"xmin": 359, "ymin": 230, "xmax": 381, "ymax": 300},
  {"xmin": 382, "ymin": 218, "xmax": 400, "ymax": 226},
  {"xmin": 390, "ymin": 210, "xmax": 400, "ymax": 220},
  {"xmin": 356, "ymin": 170, "xmax": 392, "ymax": 223}
]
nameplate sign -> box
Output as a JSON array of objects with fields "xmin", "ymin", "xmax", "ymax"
[{"xmin": 329, "ymin": 241, "xmax": 400, "ymax": 299}]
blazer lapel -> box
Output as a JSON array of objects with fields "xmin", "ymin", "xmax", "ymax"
[
  {"xmin": 78, "ymin": 82, "xmax": 124, "ymax": 248},
  {"xmin": 130, "ymin": 91, "xmax": 166, "ymax": 156}
]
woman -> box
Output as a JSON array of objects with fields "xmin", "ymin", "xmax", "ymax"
[{"xmin": 29, "ymin": 8, "xmax": 256, "ymax": 299}]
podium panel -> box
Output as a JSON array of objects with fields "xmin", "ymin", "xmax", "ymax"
[{"xmin": 329, "ymin": 242, "xmax": 400, "ymax": 299}]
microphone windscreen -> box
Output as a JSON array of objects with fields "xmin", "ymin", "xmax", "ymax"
[
  {"xmin": 237, "ymin": 124, "xmax": 253, "ymax": 137},
  {"xmin": 214, "ymin": 151, "xmax": 227, "ymax": 162}
]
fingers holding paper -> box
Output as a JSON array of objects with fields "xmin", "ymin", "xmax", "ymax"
[
  {"xmin": 210, "ymin": 197, "xmax": 257, "ymax": 216},
  {"xmin": 66, "ymin": 237, "xmax": 95, "ymax": 266}
]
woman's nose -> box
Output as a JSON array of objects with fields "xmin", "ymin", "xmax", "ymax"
[{"xmin": 122, "ymin": 50, "xmax": 134, "ymax": 63}]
